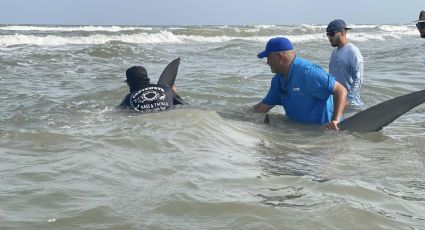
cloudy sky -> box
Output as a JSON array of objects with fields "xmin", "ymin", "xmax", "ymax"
[{"xmin": 0, "ymin": 0, "xmax": 424, "ymax": 25}]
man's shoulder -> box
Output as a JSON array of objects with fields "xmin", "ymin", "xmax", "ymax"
[
  {"xmin": 143, "ymin": 84, "xmax": 167, "ymax": 90},
  {"xmin": 294, "ymin": 56, "xmax": 320, "ymax": 69},
  {"xmin": 119, "ymin": 94, "xmax": 131, "ymax": 107},
  {"xmin": 347, "ymin": 42, "xmax": 359, "ymax": 48},
  {"xmin": 346, "ymin": 43, "xmax": 363, "ymax": 61},
  {"xmin": 346, "ymin": 43, "xmax": 362, "ymax": 54},
  {"xmin": 334, "ymin": 43, "xmax": 362, "ymax": 61},
  {"xmin": 294, "ymin": 57, "xmax": 324, "ymax": 73}
]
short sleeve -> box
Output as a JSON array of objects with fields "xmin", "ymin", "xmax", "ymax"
[
  {"xmin": 262, "ymin": 75, "xmax": 281, "ymax": 105},
  {"xmin": 304, "ymin": 66, "xmax": 335, "ymax": 99}
]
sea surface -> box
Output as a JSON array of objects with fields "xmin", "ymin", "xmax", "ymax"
[{"xmin": 1, "ymin": 24, "xmax": 425, "ymax": 229}]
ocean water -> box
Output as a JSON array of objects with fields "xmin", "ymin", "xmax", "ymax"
[{"xmin": 1, "ymin": 24, "xmax": 425, "ymax": 229}]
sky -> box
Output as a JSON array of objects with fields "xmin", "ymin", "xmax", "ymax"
[{"xmin": 0, "ymin": 0, "xmax": 424, "ymax": 25}]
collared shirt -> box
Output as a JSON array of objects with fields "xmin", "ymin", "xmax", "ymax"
[
  {"xmin": 262, "ymin": 56, "xmax": 336, "ymax": 124},
  {"xmin": 329, "ymin": 43, "xmax": 364, "ymax": 106}
]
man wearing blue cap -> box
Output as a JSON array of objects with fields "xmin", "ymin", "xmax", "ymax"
[
  {"xmin": 327, "ymin": 19, "xmax": 364, "ymax": 107},
  {"xmin": 254, "ymin": 37, "xmax": 347, "ymax": 130}
]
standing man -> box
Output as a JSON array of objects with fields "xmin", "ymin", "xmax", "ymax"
[
  {"xmin": 327, "ymin": 19, "xmax": 364, "ymax": 106},
  {"xmin": 414, "ymin": 10, "xmax": 425, "ymax": 38},
  {"xmin": 253, "ymin": 37, "xmax": 347, "ymax": 131}
]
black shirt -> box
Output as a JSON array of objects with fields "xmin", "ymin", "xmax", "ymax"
[{"xmin": 119, "ymin": 84, "xmax": 184, "ymax": 112}]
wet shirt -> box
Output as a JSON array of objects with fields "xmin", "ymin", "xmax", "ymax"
[
  {"xmin": 119, "ymin": 84, "xmax": 183, "ymax": 112},
  {"xmin": 329, "ymin": 43, "xmax": 364, "ymax": 106},
  {"xmin": 262, "ymin": 56, "xmax": 336, "ymax": 124}
]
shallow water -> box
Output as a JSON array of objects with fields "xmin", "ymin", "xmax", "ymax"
[{"xmin": 1, "ymin": 24, "xmax": 425, "ymax": 229}]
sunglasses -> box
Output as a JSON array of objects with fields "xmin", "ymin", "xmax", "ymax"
[
  {"xmin": 326, "ymin": 31, "xmax": 340, "ymax": 37},
  {"xmin": 416, "ymin": 22, "xmax": 425, "ymax": 30}
]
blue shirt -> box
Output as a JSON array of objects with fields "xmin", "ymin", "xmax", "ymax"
[{"xmin": 262, "ymin": 56, "xmax": 336, "ymax": 124}]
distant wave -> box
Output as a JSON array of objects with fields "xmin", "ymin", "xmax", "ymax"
[
  {"xmin": 347, "ymin": 24, "xmax": 380, "ymax": 29},
  {"xmin": 0, "ymin": 31, "xmax": 182, "ymax": 46},
  {"xmin": 0, "ymin": 25, "xmax": 153, "ymax": 32},
  {"xmin": 253, "ymin": 25, "xmax": 277, "ymax": 29},
  {"xmin": 0, "ymin": 26, "xmax": 419, "ymax": 47},
  {"xmin": 377, "ymin": 25, "xmax": 413, "ymax": 32}
]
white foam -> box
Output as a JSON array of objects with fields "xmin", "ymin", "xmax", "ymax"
[
  {"xmin": 0, "ymin": 31, "xmax": 182, "ymax": 46},
  {"xmin": 285, "ymin": 33, "xmax": 326, "ymax": 43},
  {"xmin": 253, "ymin": 25, "xmax": 277, "ymax": 29},
  {"xmin": 0, "ymin": 25, "xmax": 152, "ymax": 32},
  {"xmin": 377, "ymin": 25, "xmax": 412, "ymax": 32},
  {"xmin": 299, "ymin": 24, "xmax": 323, "ymax": 29},
  {"xmin": 348, "ymin": 31, "xmax": 418, "ymax": 41},
  {"xmin": 218, "ymin": 25, "xmax": 231, "ymax": 29},
  {"xmin": 348, "ymin": 24, "xmax": 380, "ymax": 29},
  {"xmin": 0, "ymin": 25, "xmax": 420, "ymax": 47}
]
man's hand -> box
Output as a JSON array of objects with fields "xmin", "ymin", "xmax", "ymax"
[{"xmin": 325, "ymin": 120, "xmax": 340, "ymax": 131}]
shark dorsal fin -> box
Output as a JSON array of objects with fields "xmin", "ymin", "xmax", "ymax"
[{"xmin": 157, "ymin": 58, "xmax": 180, "ymax": 87}]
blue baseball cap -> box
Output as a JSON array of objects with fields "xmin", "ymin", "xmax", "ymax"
[
  {"xmin": 326, "ymin": 19, "xmax": 351, "ymax": 32},
  {"xmin": 257, "ymin": 37, "xmax": 293, "ymax": 59}
]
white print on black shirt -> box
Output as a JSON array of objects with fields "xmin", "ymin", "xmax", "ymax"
[{"xmin": 130, "ymin": 87, "xmax": 169, "ymax": 112}]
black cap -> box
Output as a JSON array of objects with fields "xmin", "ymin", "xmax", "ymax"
[
  {"xmin": 125, "ymin": 66, "xmax": 150, "ymax": 84},
  {"xmin": 326, "ymin": 19, "xmax": 351, "ymax": 32}
]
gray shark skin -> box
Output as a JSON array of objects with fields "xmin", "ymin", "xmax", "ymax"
[
  {"xmin": 157, "ymin": 58, "xmax": 180, "ymax": 87},
  {"xmin": 339, "ymin": 89, "xmax": 425, "ymax": 132}
]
